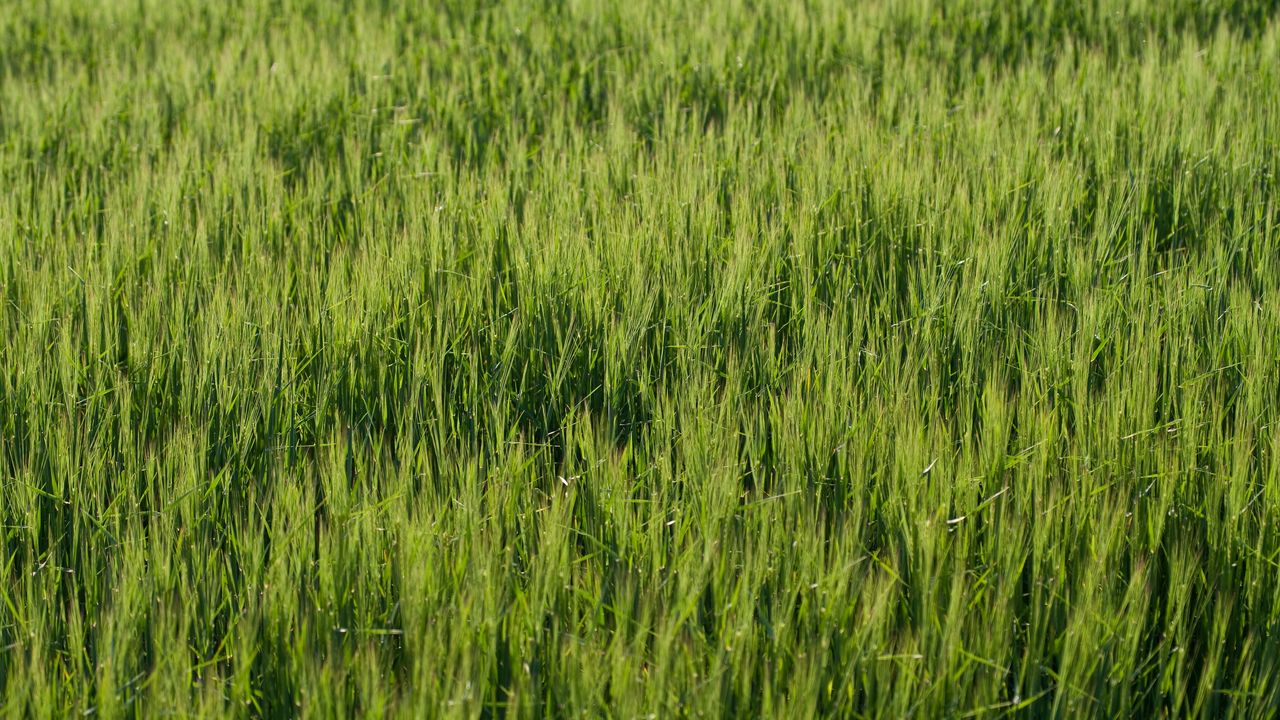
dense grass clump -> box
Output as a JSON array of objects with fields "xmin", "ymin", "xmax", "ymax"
[{"xmin": 3, "ymin": 1, "xmax": 1280, "ymax": 717}]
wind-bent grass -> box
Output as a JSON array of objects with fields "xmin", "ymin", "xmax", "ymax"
[{"xmin": 2, "ymin": 1, "xmax": 1280, "ymax": 717}]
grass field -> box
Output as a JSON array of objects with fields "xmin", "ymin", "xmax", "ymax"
[{"xmin": 2, "ymin": 0, "xmax": 1280, "ymax": 717}]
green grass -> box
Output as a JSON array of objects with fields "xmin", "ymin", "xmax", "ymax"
[{"xmin": 2, "ymin": 0, "xmax": 1280, "ymax": 716}]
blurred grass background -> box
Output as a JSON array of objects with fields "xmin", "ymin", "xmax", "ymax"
[{"xmin": 2, "ymin": 1, "xmax": 1280, "ymax": 716}]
